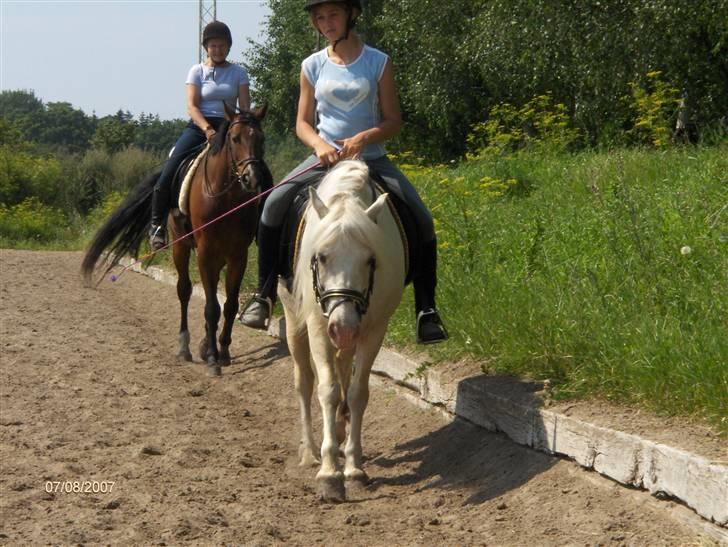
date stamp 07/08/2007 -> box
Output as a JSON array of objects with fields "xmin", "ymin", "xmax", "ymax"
[{"xmin": 44, "ymin": 481, "xmax": 116, "ymax": 494}]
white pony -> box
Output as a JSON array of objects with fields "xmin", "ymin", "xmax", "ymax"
[{"xmin": 279, "ymin": 160, "xmax": 406, "ymax": 502}]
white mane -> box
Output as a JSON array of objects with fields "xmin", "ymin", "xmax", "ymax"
[{"xmin": 291, "ymin": 161, "xmax": 388, "ymax": 323}]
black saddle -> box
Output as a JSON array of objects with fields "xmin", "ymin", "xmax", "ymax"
[{"xmin": 278, "ymin": 171, "xmax": 420, "ymax": 286}]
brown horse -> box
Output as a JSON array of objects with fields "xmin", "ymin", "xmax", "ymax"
[{"xmin": 82, "ymin": 104, "xmax": 271, "ymax": 376}]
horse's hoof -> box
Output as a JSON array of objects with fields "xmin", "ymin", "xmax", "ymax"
[
  {"xmin": 218, "ymin": 348, "xmax": 231, "ymax": 366},
  {"xmin": 207, "ymin": 364, "xmax": 222, "ymax": 377},
  {"xmin": 298, "ymin": 450, "xmax": 320, "ymax": 468},
  {"xmin": 177, "ymin": 351, "xmax": 193, "ymax": 362},
  {"xmin": 317, "ymin": 475, "xmax": 346, "ymax": 503},
  {"xmin": 344, "ymin": 469, "xmax": 369, "ymax": 490},
  {"xmin": 198, "ymin": 339, "xmax": 209, "ymax": 361}
]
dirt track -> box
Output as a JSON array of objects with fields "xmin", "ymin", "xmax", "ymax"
[{"xmin": 0, "ymin": 250, "xmax": 718, "ymax": 545}]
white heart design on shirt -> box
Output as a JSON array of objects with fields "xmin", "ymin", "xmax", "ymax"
[{"xmin": 320, "ymin": 78, "xmax": 370, "ymax": 112}]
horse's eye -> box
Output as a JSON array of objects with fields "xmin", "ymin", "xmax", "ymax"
[{"xmin": 318, "ymin": 253, "xmax": 327, "ymax": 265}]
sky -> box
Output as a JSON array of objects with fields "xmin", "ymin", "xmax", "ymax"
[{"xmin": 0, "ymin": 0, "xmax": 270, "ymax": 120}]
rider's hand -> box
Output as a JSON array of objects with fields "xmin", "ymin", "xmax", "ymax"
[
  {"xmin": 335, "ymin": 135, "xmax": 366, "ymax": 160},
  {"xmin": 204, "ymin": 126, "xmax": 217, "ymax": 142},
  {"xmin": 314, "ymin": 142, "xmax": 340, "ymax": 166}
]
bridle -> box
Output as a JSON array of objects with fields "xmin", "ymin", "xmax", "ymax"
[
  {"xmin": 203, "ymin": 118, "xmax": 262, "ymax": 197},
  {"xmin": 310, "ymin": 253, "xmax": 376, "ymax": 318}
]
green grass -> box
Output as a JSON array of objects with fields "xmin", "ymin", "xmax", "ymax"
[
  {"xmin": 3, "ymin": 145, "xmax": 726, "ymax": 432},
  {"xmin": 386, "ymin": 145, "xmax": 727, "ymax": 432}
]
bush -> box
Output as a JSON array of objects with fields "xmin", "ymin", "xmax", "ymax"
[
  {"xmin": 0, "ymin": 197, "xmax": 69, "ymax": 243},
  {"xmin": 111, "ymin": 146, "xmax": 163, "ymax": 193},
  {"xmin": 467, "ymin": 94, "xmax": 581, "ymax": 158},
  {"xmin": 625, "ymin": 71, "xmax": 681, "ymax": 148},
  {"xmin": 0, "ymin": 147, "xmax": 62, "ymax": 207}
]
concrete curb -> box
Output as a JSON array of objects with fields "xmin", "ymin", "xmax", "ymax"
[{"xmin": 121, "ymin": 259, "xmax": 727, "ymax": 529}]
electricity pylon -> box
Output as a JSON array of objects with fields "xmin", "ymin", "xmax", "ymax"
[{"xmin": 198, "ymin": 0, "xmax": 217, "ymax": 63}]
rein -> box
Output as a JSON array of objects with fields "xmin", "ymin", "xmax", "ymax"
[{"xmin": 310, "ymin": 254, "xmax": 376, "ymax": 318}]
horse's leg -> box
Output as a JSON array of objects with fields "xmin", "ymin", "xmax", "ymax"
[
  {"xmin": 282, "ymin": 302, "xmax": 318, "ymax": 467},
  {"xmin": 334, "ymin": 349, "xmax": 355, "ymax": 448},
  {"xmin": 308, "ymin": 321, "xmax": 345, "ymax": 502},
  {"xmin": 172, "ymin": 241, "xmax": 193, "ymax": 362},
  {"xmin": 218, "ymin": 252, "xmax": 246, "ymax": 366},
  {"xmin": 197, "ymin": 249, "xmax": 224, "ymax": 376},
  {"xmin": 344, "ymin": 328, "xmax": 387, "ymax": 485}
]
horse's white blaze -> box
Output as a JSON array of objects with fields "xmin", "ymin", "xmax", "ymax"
[{"xmin": 279, "ymin": 160, "xmax": 405, "ymax": 500}]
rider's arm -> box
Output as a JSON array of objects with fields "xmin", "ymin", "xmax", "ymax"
[
  {"xmin": 187, "ymin": 84, "xmax": 216, "ymax": 141},
  {"xmin": 238, "ymin": 84, "xmax": 251, "ymax": 112},
  {"xmin": 335, "ymin": 58, "xmax": 402, "ymax": 159},
  {"xmin": 295, "ymin": 70, "xmax": 339, "ymax": 166}
]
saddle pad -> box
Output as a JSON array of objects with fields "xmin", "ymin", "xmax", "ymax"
[{"xmin": 178, "ymin": 144, "xmax": 209, "ymax": 216}]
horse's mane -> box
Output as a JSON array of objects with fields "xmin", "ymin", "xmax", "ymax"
[
  {"xmin": 292, "ymin": 161, "xmax": 388, "ymax": 323},
  {"xmin": 311, "ymin": 161, "xmax": 380, "ymax": 251},
  {"xmin": 209, "ymin": 121, "xmax": 229, "ymax": 155},
  {"xmin": 209, "ymin": 110, "xmax": 261, "ymax": 156}
]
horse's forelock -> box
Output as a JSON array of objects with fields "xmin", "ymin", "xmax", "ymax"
[{"xmin": 315, "ymin": 201, "xmax": 377, "ymax": 253}]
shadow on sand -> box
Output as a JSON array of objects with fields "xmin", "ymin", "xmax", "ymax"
[{"xmin": 370, "ymin": 375, "xmax": 555, "ymax": 505}]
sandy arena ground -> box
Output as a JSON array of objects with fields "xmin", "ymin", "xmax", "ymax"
[{"xmin": 0, "ymin": 250, "xmax": 721, "ymax": 545}]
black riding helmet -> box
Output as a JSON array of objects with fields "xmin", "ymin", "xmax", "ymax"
[
  {"xmin": 304, "ymin": 0, "xmax": 361, "ymax": 50},
  {"xmin": 202, "ymin": 20, "xmax": 233, "ymax": 47},
  {"xmin": 304, "ymin": 0, "xmax": 362, "ymax": 11}
]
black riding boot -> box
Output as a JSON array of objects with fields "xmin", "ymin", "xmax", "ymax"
[
  {"xmin": 149, "ymin": 181, "xmax": 171, "ymax": 251},
  {"xmin": 238, "ymin": 223, "xmax": 282, "ymax": 329},
  {"xmin": 413, "ymin": 238, "xmax": 448, "ymax": 344}
]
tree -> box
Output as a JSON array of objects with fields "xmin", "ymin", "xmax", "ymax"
[
  {"xmin": 0, "ymin": 89, "xmax": 46, "ymax": 143},
  {"xmin": 247, "ymin": 0, "xmax": 728, "ymax": 159},
  {"xmin": 133, "ymin": 113, "xmax": 186, "ymax": 153},
  {"xmin": 244, "ymin": 0, "xmax": 321, "ymax": 136},
  {"xmin": 91, "ymin": 110, "xmax": 136, "ymax": 153},
  {"xmin": 39, "ymin": 101, "xmax": 95, "ymax": 153}
]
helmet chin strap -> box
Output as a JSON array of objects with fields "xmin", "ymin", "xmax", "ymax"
[{"xmin": 331, "ymin": 7, "xmax": 356, "ymax": 51}]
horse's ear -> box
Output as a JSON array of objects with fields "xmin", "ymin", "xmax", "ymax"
[
  {"xmin": 365, "ymin": 193, "xmax": 389, "ymax": 223},
  {"xmin": 253, "ymin": 102, "xmax": 268, "ymax": 120},
  {"xmin": 309, "ymin": 187, "xmax": 329, "ymax": 219},
  {"xmin": 223, "ymin": 101, "xmax": 236, "ymax": 121}
]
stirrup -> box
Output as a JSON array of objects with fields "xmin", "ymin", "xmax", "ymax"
[
  {"xmin": 238, "ymin": 294, "xmax": 272, "ymax": 330},
  {"xmin": 416, "ymin": 308, "xmax": 449, "ymax": 345},
  {"xmin": 149, "ymin": 224, "xmax": 167, "ymax": 251}
]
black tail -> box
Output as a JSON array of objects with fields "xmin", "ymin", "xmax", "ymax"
[{"xmin": 81, "ymin": 168, "xmax": 162, "ymax": 286}]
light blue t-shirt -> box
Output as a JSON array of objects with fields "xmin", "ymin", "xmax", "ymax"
[
  {"xmin": 302, "ymin": 45, "xmax": 389, "ymax": 160},
  {"xmin": 186, "ymin": 63, "xmax": 250, "ymax": 118}
]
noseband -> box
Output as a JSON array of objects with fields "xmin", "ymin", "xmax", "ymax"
[{"xmin": 310, "ymin": 254, "xmax": 376, "ymax": 319}]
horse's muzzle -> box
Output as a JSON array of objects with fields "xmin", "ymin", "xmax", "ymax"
[{"xmin": 328, "ymin": 318, "xmax": 360, "ymax": 351}]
